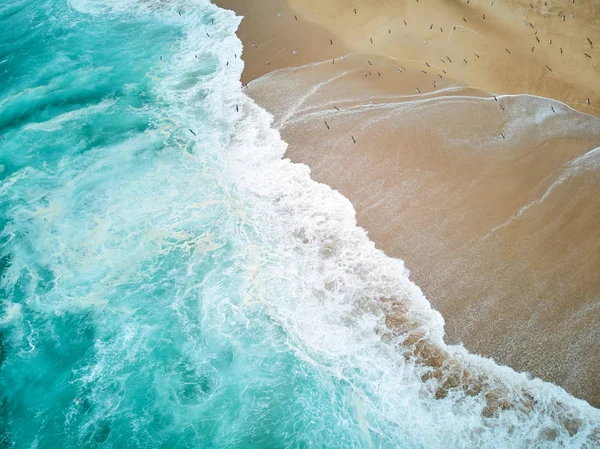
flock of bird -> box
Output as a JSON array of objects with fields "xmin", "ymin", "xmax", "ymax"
[
  {"xmin": 239, "ymin": 0, "xmax": 596, "ymax": 144},
  {"xmin": 317, "ymin": 1, "xmax": 595, "ymax": 142}
]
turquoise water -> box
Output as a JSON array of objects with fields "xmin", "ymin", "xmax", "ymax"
[{"xmin": 0, "ymin": 0, "xmax": 599, "ymax": 448}]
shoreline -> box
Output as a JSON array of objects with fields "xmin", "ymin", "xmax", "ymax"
[{"xmin": 214, "ymin": 0, "xmax": 600, "ymax": 408}]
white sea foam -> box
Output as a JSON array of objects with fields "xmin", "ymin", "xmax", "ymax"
[
  {"xmin": 54, "ymin": 0, "xmax": 600, "ymax": 446},
  {"xmin": 0, "ymin": 303, "xmax": 22, "ymax": 324},
  {"xmin": 224, "ymin": 96, "xmax": 600, "ymax": 447}
]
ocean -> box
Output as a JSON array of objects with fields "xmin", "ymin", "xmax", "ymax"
[{"xmin": 0, "ymin": 0, "xmax": 598, "ymax": 447}]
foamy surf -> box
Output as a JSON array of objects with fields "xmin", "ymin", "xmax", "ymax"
[
  {"xmin": 0, "ymin": 0, "xmax": 598, "ymax": 447},
  {"xmin": 226, "ymin": 89, "xmax": 600, "ymax": 448}
]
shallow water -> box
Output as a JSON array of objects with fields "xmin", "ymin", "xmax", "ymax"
[{"xmin": 0, "ymin": 0, "xmax": 599, "ymax": 448}]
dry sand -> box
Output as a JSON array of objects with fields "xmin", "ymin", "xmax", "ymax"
[
  {"xmin": 219, "ymin": 0, "xmax": 599, "ymax": 116},
  {"xmin": 215, "ymin": 0, "xmax": 600, "ymax": 407}
]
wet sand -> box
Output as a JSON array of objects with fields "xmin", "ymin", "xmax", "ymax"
[{"xmin": 215, "ymin": 0, "xmax": 600, "ymax": 407}]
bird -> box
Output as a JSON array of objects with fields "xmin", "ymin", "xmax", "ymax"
[
  {"xmin": 416, "ymin": 87, "xmax": 421, "ymax": 93},
  {"xmin": 584, "ymin": 53, "xmax": 592, "ymax": 58},
  {"xmin": 551, "ymin": 106, "xmax": 555, "ymax": 113},
  {"xmin": 500, "ymin": 133, "xmax": 505, "ymax": 139},
  {"xmin": 352, "ymin": 136, "xmax": 356, "ymax": 143},
  {"xmin": 505, "ymin": 48, "xmax": 511, "ymax": 54},
  {"xmin": 324, "ymin": 121, "xmax": 330, "ymax": 130},
  {"xmin": 545, "ymin": 65, "xmax": 552, "ymax": 72},
  {"xmin": 189, "ymin": 129, "xmax": 196, "ymax": 136},
  {"xmin": 334, "ymin": 106, "xmax": 340, "ymax": 111}
]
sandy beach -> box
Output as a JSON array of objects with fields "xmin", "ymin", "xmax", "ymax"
[{"xmin": 215, "ymin": 0, "xmax": 600, "ymax": 407}]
